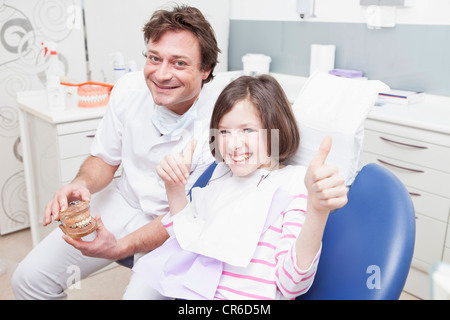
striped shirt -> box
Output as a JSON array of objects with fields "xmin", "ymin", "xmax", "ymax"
[{"xmin": 162, "ymin": 193, "xmax": 321, "ymax": 300}]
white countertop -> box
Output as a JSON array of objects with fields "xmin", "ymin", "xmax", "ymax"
[
  {"xmin": 16, "ymin": 90, "xmax": 107, "ymax": 124},
  {"xmin": 368, "ymin": 94, "xmax": 450, "ymax": 135}
]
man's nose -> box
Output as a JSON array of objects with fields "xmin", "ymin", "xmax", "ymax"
[{"xmin": 155, "ymin": 62, "xmax": 173, "ymax": 81}]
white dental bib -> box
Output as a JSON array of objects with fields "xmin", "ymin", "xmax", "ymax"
[{"xmin": 172, "ymin": 163, "xmax": 304, "ymax": 267}]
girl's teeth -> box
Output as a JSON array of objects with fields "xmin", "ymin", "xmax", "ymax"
[{"xmin": 232, "ymin": 154, "xmax": 250, "ymax": 162}]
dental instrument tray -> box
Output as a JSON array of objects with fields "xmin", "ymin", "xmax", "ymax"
[{"xmin": 61, "ymin": 81, "xmax": 114, "ymax": 108}]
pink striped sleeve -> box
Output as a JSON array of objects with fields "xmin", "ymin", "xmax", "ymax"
[
  {"xmin": 276, "ymin": 243, "xmax": 321, "ymax": 298},
  {"xmin": 273, "ymin": 195, "xmax": 321, "ymax": 298}
]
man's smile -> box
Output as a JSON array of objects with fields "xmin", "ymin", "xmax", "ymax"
[{"xmin": 152, "ymin": 81, "xmax": 180, "ymax": 91}]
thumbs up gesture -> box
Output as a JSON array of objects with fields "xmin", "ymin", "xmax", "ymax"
[
  {"xmin": 156, "ymin": 140, "xmax": 198, "ymax": 187},
  {"xmin": 304, "ymin": 136, "xmax": 348, "ymax": 214}
]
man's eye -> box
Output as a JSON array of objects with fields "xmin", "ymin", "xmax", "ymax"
[{"xmin": 175, "ymin": 61, "xmax": 186, "ymax": 67}]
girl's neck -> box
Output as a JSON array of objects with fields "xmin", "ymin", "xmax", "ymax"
[
  {"xmin": 256, "ymin": 161, "xmax": 285, "ymax": 187},
  {"xmin": 258, "ymin": 159, "xmax": 283, "ymax": 172}
]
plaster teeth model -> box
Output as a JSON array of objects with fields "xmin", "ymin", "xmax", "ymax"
[
  {"xmin": 59, "ymin": 200, "xmax": 97, "ymax": 239},
  {"xmin": 77, "ymin": 85, "xmax": 111, "ymax": 108},
  {"xmin": 61, "ymin": 81, "xmax": 113, "ymax": 108}
]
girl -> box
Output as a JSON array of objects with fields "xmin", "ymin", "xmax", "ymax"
[{"xmin": 132, "ymin": 75, "xmax": 348, "ymax": 300}]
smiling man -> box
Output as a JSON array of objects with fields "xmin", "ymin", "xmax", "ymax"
[
  {"xmin": 145, "ymin": 30, "xmax": 210, "ymax": 114},
  {"xmin": 12, "ymin": 5, "xmax": 221, "ymax": 300}
]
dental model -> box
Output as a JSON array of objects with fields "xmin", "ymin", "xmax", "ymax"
[
  {"xmin": 61, "ymin": 81, "xmax": 114, "ymax": 108},
  {"xmin": 77, "ymin": 84, "xmax": 111, "ymax": 108},
  {"xmin": 59, "ymin": 200, "xmax": 97, "ymax": 239}
]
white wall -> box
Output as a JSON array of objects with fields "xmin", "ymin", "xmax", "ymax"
[{"xmin": 230, "ymin": 0, "xmax": 450, "ymax": 25}]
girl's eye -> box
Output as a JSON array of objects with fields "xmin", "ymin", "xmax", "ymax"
[
  {"xmin": 243, "ymin": 128, "xmax": 255, "ymax": 133},
  {"xmin": 219, "ymin": 129, "xmax": 229, "ymax": 135}
]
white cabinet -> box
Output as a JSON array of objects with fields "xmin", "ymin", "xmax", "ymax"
[
  {"xmin": 17, "ymin": 90, "xmax": 108, "ymax": 246},
  {"xmin": 360, "ymin": 95, "xmax": 450, "ymax": 299}
]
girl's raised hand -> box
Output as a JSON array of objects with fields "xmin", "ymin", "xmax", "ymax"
[
  {"xmin": 304, "ymin": 136, "xmax": 348, "ymax": 214},
  {"xmin": 156, "ymin": 140, "xmax": 198, "ymax": 187}
]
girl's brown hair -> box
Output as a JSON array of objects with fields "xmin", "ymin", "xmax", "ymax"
[
  {"xmin": 210, "ymin": 75, "xmax": 300, "ymax": 163},
  {"xmin": 143, "ymin": 5, "xmax": 220, "ymax": 84}
]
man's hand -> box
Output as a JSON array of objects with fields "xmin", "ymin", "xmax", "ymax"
[
  {"xmin": 61, "ymin": 216, "xmax": 122, "ymax": 260},
  {"xmin": 43, "ymin": 183, "xmax": 91, "ymax": 226}
]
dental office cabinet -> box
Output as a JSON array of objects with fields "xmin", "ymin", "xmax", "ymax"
[
  {"xmin": 16, "ymin": 90, "xmax": 120, "ymax": 246},
  {"xmin": 360, "ymin": 95, "xmax": 450, "ymax": 300}
]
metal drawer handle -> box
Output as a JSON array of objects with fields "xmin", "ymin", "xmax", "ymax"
[
  {"xmin": 13, "ymin": 136, "xmax": 23, "ymax": 163},
  {"xmin": 379, "ymin": 136, "xmax": 428, "ymax": 149},
  {"xmin": 377, "ymin": 158, "xmax": 425, "ymax": 173},
  {"xmin": 86, "ymin": 134, "xmax": 95, "ymax": 138}
]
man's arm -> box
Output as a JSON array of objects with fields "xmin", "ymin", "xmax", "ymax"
[
  {"xmin": 62, "ymin": 214, "xmax": 169, "ymax": 260},
  {"xmin": 117, "ymin": 216, "xmax": 169, "ymax": 258},
  {"xmin": 73, "ymin": 155, "xmax": 119, "ymax": 194}
]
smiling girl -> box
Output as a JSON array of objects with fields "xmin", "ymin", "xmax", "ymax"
[{"xmin": 132, "ymin": 75, "xmax": 348, "ymax": 300}]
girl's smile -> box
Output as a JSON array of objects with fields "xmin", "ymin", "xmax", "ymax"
[{"xmin": 230, "ymin": 152, "xmax": 251, "ymax": 163}]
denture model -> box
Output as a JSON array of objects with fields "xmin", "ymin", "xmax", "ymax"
[
  {"xmin": 59, "ymin": 200, "xmax": 97, "ymax": 239},
  {"xmin": 61, "ymin": 81, "xmax": 114, "ymax": 108}
]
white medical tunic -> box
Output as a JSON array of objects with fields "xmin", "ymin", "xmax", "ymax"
[{"xmin": 90, "ymin": 71, "xmax": 219, "ymax": 225}]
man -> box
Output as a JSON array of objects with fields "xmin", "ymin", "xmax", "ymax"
[{"xmin": 12, "ymin": 5, "xmax": 221, "ymax": 299}]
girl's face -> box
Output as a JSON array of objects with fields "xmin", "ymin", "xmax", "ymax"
[{"xmin": 217, "ymin": 100, "xmax": 275, "ymax": 176}]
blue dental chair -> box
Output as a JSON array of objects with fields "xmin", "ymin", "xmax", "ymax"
[
  {"xmin": 118, "ymin": 161, "xmax": 415, "ymax": 300},
  {"xmin": 297, "ymin": 162, "xmax": 415, "ymax": 300}
]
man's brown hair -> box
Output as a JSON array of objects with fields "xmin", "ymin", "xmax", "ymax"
[{"xmin": 143, "ymin": 5, "xmax": 220, "ymax": 84}]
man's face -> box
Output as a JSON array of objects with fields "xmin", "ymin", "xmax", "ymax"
[{"xmin": 143, "ymin": 30, "xmax": 210, "ymax": 115}]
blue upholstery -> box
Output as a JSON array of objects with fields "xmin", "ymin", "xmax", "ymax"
[
  {"xmin": 116, "ymin": 256, "xmax": 134, "ymax": 269},
  {"xmin": 187, "ymin": 162, "xmax": 218, "ymax": 200},
  {"xmin": 298, "ymin": 163, "xmax": 416, "ymax": 300},
  {"xmin": 118, "ymin": 162, "xmax": 415, "ymax": 300}
]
